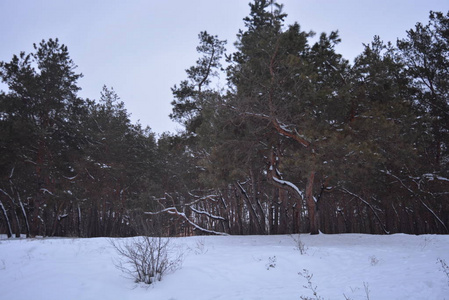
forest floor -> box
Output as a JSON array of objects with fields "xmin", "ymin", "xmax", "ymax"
[{"xmin": 0, "ymin": 233, "xmax": 448, "ymax": 299}]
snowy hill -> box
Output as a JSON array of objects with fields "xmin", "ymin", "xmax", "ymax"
[{"xmin": 1, "ymin": 234, "xmax": 448, "ymax": 299}]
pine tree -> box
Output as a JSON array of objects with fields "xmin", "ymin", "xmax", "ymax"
[
  {"xmin": 225, "ymin": 0, "xmax": 354, "ymax": 234},
  {"xmin": 0, "ymin": 39, "xmax": 86, "ymax": 236},
  {"xmin": 397, "ymin": 11, "xmax": 449, "ymax": 171},
  {"xmin": 170, "ymin": 31, "xmax": 226, "ymax": 135}
]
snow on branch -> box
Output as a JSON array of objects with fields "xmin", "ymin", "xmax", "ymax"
[
  {"xmin": 421, "ymin": 173, "xmax": 449, "ymax": 182},
  {"xmin": 380, "ymin": 170, "xmax": 414, "ymax": 194},
  {"xmin": 381, "ymin": 170, "xmax": 448, "ymax": 232},
  {"xmin": 40, "ymin": 188, "xmax": 54, "ymax": 195},
  {"xmin": 145, "ymin": 192, "xmax": 228, "ymax": 235},
  {"xmin": 419, "ymin": 200, "xmax": 448, "ymax": 232},
  {"xmin": 0, "ymin": 188, "xmax": 13, "ymax": 201},
  {"xmin": 9, "ymin": 166, "xmax": 15, "ymax": 179},
  {"xmin": 145, "ymin": 206, "xmax": 227, "ymax": 236},
  {"xmin": 190, "ymin": 206, "xmax": 226, "ymax": 221},
  {"xmin": 340, "ymin": 188, "xmax": 390, "ymax": 234},
  {"xmin": 181, "ymin": 212, "xmax": 228, "ymax": 235},
  {"xmin": 144, "ymin": 207, "xmax": 178, "ymax": 216},
  {"xmin": 63, "ymin": 174, "xmax": 78, "ymax": 181},
  {"xmin": 239, "ymin": 111, "xmax": 272, "ymax": 120},
  {"xmin": 325, "ymin": 60, "xmax": 346, "ymax": 83},
  {"xmin": 0, "ymin": 200, "xmax": 12, "ymax": 237},
  {"xmin": 271, "ymin": 118, "xmax": 310, "ymax": 148},
  {"xmin": 272, "ymin": 177, "xmax": 304, "ymax": 199},
  {"xmin": 236, "ymin": 109, "xmax": 311, "ymax": 148},
  {"xmin": 187, "ymin": 193, "xmax": 220, "ymax": 204},
  {"xmin": 236, "ymin": 181, "xmax": 264, "ymax": 233}
]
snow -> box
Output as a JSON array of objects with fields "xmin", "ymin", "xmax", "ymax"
[
  {"xmin": 272, "ymin": 176, "xmax": 304, "ymax": 198},
  {"xmin": 421, "ymin": 173, "xmax": 449, "ymax": 182},
  {"xmin": 0, "ymin": 234, "xmax": 448, "ymax": 299}
]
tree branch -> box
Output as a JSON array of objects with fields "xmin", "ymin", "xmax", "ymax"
[{"xmin": 340, "ymin": 188, "xmax": 390, "ymax": 234}]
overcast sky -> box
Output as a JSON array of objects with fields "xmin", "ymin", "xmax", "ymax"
[{"xmin": 1, "ymin": 0, "xmax": 447, "ymax": 135}]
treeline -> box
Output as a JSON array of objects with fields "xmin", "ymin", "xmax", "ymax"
[{"xmin": 1, "ymin": 1, "xmax": 448, "ymax": 237}]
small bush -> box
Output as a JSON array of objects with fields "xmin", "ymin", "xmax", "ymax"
[{"xmin": 111, "ymin": 236, "xmax": 183, "ymax": 285}]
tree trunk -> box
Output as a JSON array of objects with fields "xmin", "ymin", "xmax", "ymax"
[
  {"xmin": 305, "ymin": 171, "xmax": 319, "ymax": 234},
  {"xmin": 234, "ymin": 187, "xmax": 244, "ymax": 235},
  {"xmin": 279, "ymin": 188, "xmax": 287, "ymax": 233},
  {"xmin": 0, "ymin": 200, "xmax": 12, "ymax": 238},
  {"xmin": 250, "ymin": 169, "xmax": 266, "ymax": 234},
  {"xmin": 77, "ymin": 204, "xmax": 82, "ymax": 237},
  {"xmin": 18, "ymin": 194, "xmax": 30, "ymax": 237},
  {"xmin": 11, "ymin": 207, "xmax": 20, "ymax": 238},
  {"xmin": 31, "ymin": 195, "xmax": 42, "ymax": 237},
  {"xmin": 236, "ymin": 181, "xmax": 263, "ymax": 234}
]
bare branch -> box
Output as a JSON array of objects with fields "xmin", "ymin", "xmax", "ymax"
[{"xmin": 340, "ymin": 188, "xmax": 390, "ymax": 234}]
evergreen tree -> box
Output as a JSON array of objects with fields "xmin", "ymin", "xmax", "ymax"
[
  {"xmin": 397, "ymin": 11, "xmax": 449, "ymax": 171},
  {"xmin": 225, "ymin": 0, "xmax": 353, "ymax": 234},
  {"xmin": 81, "ymin": 86, "xmax": 159, "ymax": 236},
  {"xmin": 0, "ymin": 41, "xmax": 160, "ymax": 237},
  {"xmin": 170, "ymin": 31, "xmax": 226, "ymax": 135},
  {"xmin": 0, "ymin": 39, "xmax": 86, "ymax": 236}
]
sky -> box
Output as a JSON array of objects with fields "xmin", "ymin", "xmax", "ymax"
[{"xmin": 1, "ymin": 0, "xmax": 448, "ymax": 135}]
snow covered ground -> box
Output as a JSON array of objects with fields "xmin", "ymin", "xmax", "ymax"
[{"xmin": 0, "ymin": 233, "xmax": 448, "ymax": 300}]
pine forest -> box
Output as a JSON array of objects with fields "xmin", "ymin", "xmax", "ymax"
[{"xmin": 1, "ymin": 1, "xmax": 448, "ymax": 238}]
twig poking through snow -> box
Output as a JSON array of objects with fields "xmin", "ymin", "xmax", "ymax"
[
  {"xmin": 299, "ymin": 269, "xmax": 324, "ymax": 300},
  {"xmin": 437, "ymin": 258, "xmax": 449, "ymax": 286}
]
